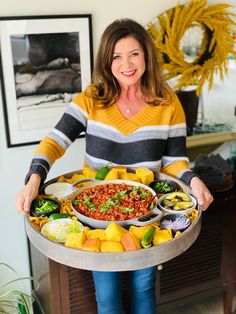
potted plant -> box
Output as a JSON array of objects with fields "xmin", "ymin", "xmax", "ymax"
[{"xmin": 0, "ymin": 263, "xmax": 43, "ymax": 314}]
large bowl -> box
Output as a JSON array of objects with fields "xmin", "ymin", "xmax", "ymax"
[{"xmin": 71, "ymin": 179, "xmax": 162, "ymax": 228}]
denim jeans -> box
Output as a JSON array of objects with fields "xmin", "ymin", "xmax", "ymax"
[{"xmin": 92, "ymin": 266, "xmax": 156, "ymax": 314}]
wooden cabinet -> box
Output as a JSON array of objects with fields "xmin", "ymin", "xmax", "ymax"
[
  {"xmin": 156, "ymin": 194, "xmax": 235, "ymax": 313},
  {"xmin": 30, "ymin": 190, "xmax": 236, "ymax": 314}
]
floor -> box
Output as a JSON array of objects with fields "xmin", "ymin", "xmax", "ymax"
[{"xmin": 157, "ymin": 293, "xmax": 236, "ymax": 314}]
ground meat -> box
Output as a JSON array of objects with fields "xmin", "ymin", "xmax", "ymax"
[{"xmin": 72, "ymin": 183, "xmax": 156, "ymax": 221}]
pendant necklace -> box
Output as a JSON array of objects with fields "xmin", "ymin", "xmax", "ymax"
[{"xmin": 123, "ymin": 103, "xmax": 132, "ymax": 114}]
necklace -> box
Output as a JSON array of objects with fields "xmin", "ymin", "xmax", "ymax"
[{"xmin": 122, "ymin": 103, "xmax": 132, "ymax": 114}]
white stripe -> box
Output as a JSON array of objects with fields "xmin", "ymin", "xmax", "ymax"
[
  {"xmin": 162, "ymin": 156, "xmax": 189, "ymax": 167},
  {"xmin": 87, "ymin": 121, "xmax": 170, "ymax": 143},
  {"xmin": 33, "ymin": 154, "xmax": 52, "ymax": 167},
  {"xmin": 133, "ymin": 125, "xmax": 170, "ymax": 133},
  {"xmin": 89, "ymin": 120, "xmax": 171, "ymax": 134},
  {"xmin": 169, "ymin": 123, "xmax": 186, "ymax": 137},
  {"xmin": 48, "ymin": 129, "xmax": 72, "ymax": 150},
  {"xmin": 52, "ymin": 129, "xmax": 72, "ymax": 146},
  {"xmin": 66, "ymin": 102, "xmax": 88, "ymax": 126},
  {"xmin": 85, "ymin": 152, "xmax": 162, "ymax": 170},
  {"xmin": 88, "ymin": 120, "xmax": 121, "ymax": 133}
]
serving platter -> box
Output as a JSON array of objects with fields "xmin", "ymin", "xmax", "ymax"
[{"xmin": 25, "ymin": 170, "xmax": 202, "ymax": 271}]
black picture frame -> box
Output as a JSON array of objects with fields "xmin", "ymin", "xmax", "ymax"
[{"xmin": 0, "ymin": 15, "xmax": 93, "ymax": 148}]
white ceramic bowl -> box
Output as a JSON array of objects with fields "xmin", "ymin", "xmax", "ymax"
[
  {"xmin": 158, "ymin": 192, "xmax": 197, "ymax": 215},
  {"xmin": 41, "ymin": 218, "xmax": 83, "ymax": 242}
]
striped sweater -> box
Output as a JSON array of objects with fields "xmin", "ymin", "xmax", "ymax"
[{"xmin": 26, "ymin": 89, "xmax": 195, "ymax": 185}]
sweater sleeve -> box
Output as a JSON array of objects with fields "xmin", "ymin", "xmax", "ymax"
[
  {"xmin": 161, "ymin": 95, "xmax": 197, "ymax": 185},
  {"xmin": 25, "ymin": 92, "xmax": 88, "ymax": 184}
]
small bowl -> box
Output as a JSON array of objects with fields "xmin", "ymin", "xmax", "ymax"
[
  {"xmin": 160, "ymin": 213, "xmax": 191, "ymax": 233},
  {"xmin": 31, "ymin": 197, "xmax": 61, "ymax": 217},
  {"xmin": 158, "ymin": 191, "xmax": 197, "ymax": 215},
  {"xmin": 149, "ymin": 179, "xmax": 180, "ymax": 194},
  {"xmin": 43, "ymin": 182, "xmax": 75, "ymax": 199}
]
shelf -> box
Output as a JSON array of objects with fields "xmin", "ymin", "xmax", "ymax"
[{"xmin": 187, "ymin": 131, "xmax": 236, "ymax": 149}]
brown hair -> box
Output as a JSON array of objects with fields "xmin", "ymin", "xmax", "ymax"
[{"xmin": 87, "ymin": 18, "xmax": 173, "ymax": 107}]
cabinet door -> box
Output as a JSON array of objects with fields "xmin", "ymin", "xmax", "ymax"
[{"xmin": 156, "ymin": 198, "xmax": 224, "ymax": 305}]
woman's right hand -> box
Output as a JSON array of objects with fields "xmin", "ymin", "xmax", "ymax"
[{"xmin": 16, "ymin": 174, "xmax": 41, "ymax": 215}]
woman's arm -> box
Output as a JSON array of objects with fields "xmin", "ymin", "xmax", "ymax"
[
  {"xmin": 16, "ymin": 173, "xmax": 41, "ymax": 215},
  {"xmin": 190, "ymin": 176, "xmax": 213, "ymax": 211}
]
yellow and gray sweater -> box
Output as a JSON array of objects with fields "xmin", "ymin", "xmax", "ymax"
[{"xmin": 25, "ymin": 90, "xmax": 196, "ymax": 185}]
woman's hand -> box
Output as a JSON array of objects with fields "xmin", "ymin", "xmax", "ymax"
[
  {"xmin": 16, "ymin": 174, "xmax": 41, "ymax": 215},
  {"xmin": 190, "ymin": 176, "xmax": 213, "ymax": 211}
]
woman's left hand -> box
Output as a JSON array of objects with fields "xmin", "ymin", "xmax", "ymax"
[{"xmin": 190, "ymin": 176, "xmax": 213, "ymax": 211}]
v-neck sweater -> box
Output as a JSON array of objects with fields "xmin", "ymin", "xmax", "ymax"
[{"xmin": 25, "ymin": 89, "xmax": 195, "ymax": 185}]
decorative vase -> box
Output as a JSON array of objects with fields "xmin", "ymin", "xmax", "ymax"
[{"xmin": 176, "ymin": 89, "xmax": 199, "ymax": 135}]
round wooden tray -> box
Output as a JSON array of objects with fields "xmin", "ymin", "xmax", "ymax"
[{"xmin": 25, "ymin": 171, "xmax": 202, "ymax": 271}]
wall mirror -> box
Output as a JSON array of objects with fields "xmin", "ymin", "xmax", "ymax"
[{"xmin": 180, "ymin": 24, "xmax": 205, "ymax": 63}]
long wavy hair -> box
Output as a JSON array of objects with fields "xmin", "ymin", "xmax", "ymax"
[{"xmin": 86, "ymin": 18, "xmax": 173, "ymax": 107}]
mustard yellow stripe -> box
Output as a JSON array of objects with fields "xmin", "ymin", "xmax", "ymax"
[
  {"xmin": 73, "ymin": 91, "xmax": 185, "ymax": 136},
  {"xmin": 34, "ymin": 136, "xmax": 65, "ymax": 165},
  {"xmin": 162, "ymin": 160, "xmax": 190, "ymax": 177}
]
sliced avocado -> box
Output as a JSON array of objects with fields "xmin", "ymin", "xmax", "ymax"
[
  {"xmin": 165, "ymin": 192, "xmax": 191, "ymax": 202},
  {"xmin": 162, "ymin": 199, "xmax": 174, "ymax": 208},
  {"xmin": 173, "ymin": 201, "xmax": 193, "ymax": 210}
]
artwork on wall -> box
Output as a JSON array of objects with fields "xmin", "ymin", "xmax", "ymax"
[{"xmin": 0, "ymin": 15, "xmax": 93, "ymax": 147}]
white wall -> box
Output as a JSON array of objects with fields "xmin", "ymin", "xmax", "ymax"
[
  {"xmin": 202, "ymin": 60, "xmax": 236, "ymax": 127},
  {"xmin": 0, "ymin": 0, "xmax": 235, "ymax": 295}
]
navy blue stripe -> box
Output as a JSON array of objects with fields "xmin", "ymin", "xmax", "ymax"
[
  {"xmin": 86, "ymin": 134, "xmax": 166, "ymax": 164},
  {"xmin": 31, "ymin": 158, "xmax": 50, "ymax": 171},
  {"xmin": 25, "ymin": 164, "xmax": 48, "ymax": 185},
  {"xmin": 164, "ymin": 136, "xmax": 187, "ymax": 157},
  {"xmin": 55, "ymin": 113, "xmax": 86, "ymax": 141}
]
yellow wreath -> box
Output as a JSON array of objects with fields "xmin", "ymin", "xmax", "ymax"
[{"xmin": 147, "ymin": 0, "xmax": 236, "ymax": 95}]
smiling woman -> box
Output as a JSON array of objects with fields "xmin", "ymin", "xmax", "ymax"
[
  {"xmin": 111, "ymin": 36, "xmax": 147, "ymax": 118},
  {"xmin": 16, "ymin": 18, "xmax": 213, "ymax": 314}
]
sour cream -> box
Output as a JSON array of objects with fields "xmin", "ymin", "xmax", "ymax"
[{"xmin": 44, "ymin": 182, "xmax": 74, "ymax": 198}]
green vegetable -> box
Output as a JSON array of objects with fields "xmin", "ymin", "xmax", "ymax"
[
  {"xmin": 151, "ymin": 181, "xmax": 173, "ymax": 194},
  {"xmin": 131, "ymin": 186, "xmax": 141, "ymax": 195},
  {"xmin": 49, "ymin": 213, "xmax": 70, "ymax": 220},
  {"xmin": 141, "ymin": 227, "xmax": 156, "ymax": 249},
  {"xmin": 95, "ymin": 162, "xmax": 113, "ymax": 180},
  {"xmin": 149, "ymin": 202, "xmax": 155, "ymax": 209},
  {"xmin": 100, "ymin": 204, "xmax": 109, "ymax": 213},
  {"xmin": 72, "ymin": 199, "xmax": 81, "ymax": 206},
  {"xmin": 83, "ymin": 196, "xmax": 97, "ymax": 211},
  {"xmin": 121, "ymin": 207, "xmax": 134, "ymax": 213},
  {"xmin": 33, "ymin": 198, "xmax": 59, "ymax": 213},
  {"xmin": 140, "ymin": 192, "xmax": 149, "ymax": 199}
]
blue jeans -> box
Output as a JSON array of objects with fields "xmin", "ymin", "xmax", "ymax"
[{"xmin": 92, "ymin": 267, "xmax": 156, "ymax": 314}]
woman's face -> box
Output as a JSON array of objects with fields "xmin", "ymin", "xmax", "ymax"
[{"xmin": 111, "ymin": 36, "xmax": 145, "ymax": 89}]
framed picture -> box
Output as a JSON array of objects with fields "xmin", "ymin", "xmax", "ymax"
[{"xmin": 0, "ymin": 15, "xmax": 93, "ymax": 147}]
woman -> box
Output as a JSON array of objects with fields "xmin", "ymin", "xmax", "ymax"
[{"xmin": 16, "ymin": 19, "xmax": 213, "ymax": 314}]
